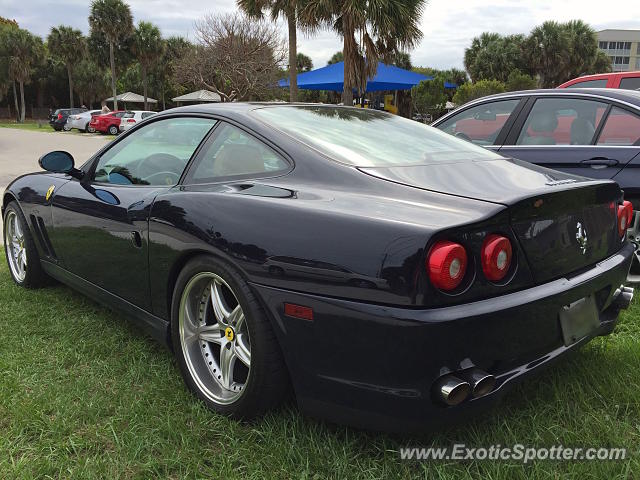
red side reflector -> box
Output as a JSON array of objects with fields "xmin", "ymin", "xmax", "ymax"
[
  {"xmin": 618, "ymin": 201, "xmax": 633, "ymax": 237},
  {"xmin": 284, "ymin": 303, "xmax": 313, "ymax": 321}
]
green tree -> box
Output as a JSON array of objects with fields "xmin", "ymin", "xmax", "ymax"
[
  {"xmin": 452, "ymin": 79, "xmax": 505, "ymax": 106},
  {"xmin": 327, "ymin": 50, "xmax": 343, "ymax": 65},
  {"xmin": 505, "ymin": 69, "xmax": 537, "ymax": 91},
  {"xmin": 413, "ymin": 66, "xmax": 468, "ymax": 87},
  {"xmin": 5, "ymin": 28, "xmax": 44, "ymax": 122},
  {"xmin": 89, "ymin": 0, "xmax": 134, "ymax": 110},
  {"xmin": 75, "ymin": 58, "xmax": 109, "ymax": 108},
  {"xmin": 412, "ymin": 76, "xmax": 448, "ymax": 118},
  {"xmin": 156, "ymin": 36, "xmax": 193, "ymax": 109},
  {"xmin": 297, "ymin": 52, "xmax": 313, "ymax": 72},
  {"xmin": 132, "ymin": 21, "xmax": 164, "ymax": 110},
  {"xmin": 464, "ymin": 32, "xmax": 528, "ymax": 82},
  {"xmin": 47, "ymin": 26, "xmax": 86, "ymax": 108},
  {"xmin": 301, "ymin": 0, "xmax": 426, "ymax": 105},
  {"xmin": 238, "ymin": 0, "xmax": 312, "ymax": 102}
]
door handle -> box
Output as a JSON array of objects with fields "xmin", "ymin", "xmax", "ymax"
[
  {"xmin": 580, "ymin": 158, "xmax": 619, "ymax": 168},
  {"xmin": 130, "ymin": 231, "xmax": 142, "ymax": 248}
]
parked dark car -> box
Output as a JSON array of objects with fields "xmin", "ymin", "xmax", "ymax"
[
  {"xmin": 2, "ymin": 104, "xmax": 634, "ymax": 432},
  {"xmin": 432, "ymin": 88, "xmax": 640, "ymax": 281},
  {"xmin": 49, "ymin": 108, "xmax": 87, "ymax": 131}
]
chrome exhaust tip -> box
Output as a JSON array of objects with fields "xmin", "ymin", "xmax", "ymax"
[
  {"xmin": 461, "ymin": 368, "xmax": 496, "ymax": 398},
  {"xmin": 614, "ymin": 286, "xmax": 634, "ymax": 310},
  {"xmin": 434, "ymin": 375, "xmax": 471, "ymax": 406}
]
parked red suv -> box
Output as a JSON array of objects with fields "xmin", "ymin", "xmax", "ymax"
[
  {"xmin": 90, "ymin": 111, "xmax": 126, "ymax": 135},
  {"xmin": 558, "ymin": 71, "xmax": 640, "ymax": 90}
]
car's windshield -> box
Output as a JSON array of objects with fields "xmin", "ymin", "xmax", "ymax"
[{"xmin": 252, "ymin": 105, "xmax": 502, "ymax": 167}]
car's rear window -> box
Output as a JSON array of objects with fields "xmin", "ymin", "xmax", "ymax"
[
  {"xmin": 123, "ymin": 112, "xmax": 135, "ymax": 118},
  {"xmin": 252, "ymin": 106, "xmax": 502, "ymax": 167}
]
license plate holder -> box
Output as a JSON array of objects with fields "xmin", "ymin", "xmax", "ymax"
[{"xmin": 559, "ymin": 296, "xmax": 600, "ymax": 346}]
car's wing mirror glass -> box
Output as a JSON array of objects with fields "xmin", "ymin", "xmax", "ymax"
[{"xmin": 38, "ymin": 151, "xmax": 83, "ymax": 179}]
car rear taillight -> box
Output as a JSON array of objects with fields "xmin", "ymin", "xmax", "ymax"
[
  {"xmin": 618, "ymin": 201, "xmax": 633, "ymax": 237},
  {"xmin": 57, "ymin": 113, "xmax": 63, "ymax": 120},
  {"xmin": 427, "ymin": 241, "xmax": 467, "ymax": 291},
  {"xmin": 127, "ymin": 119, "xmax": 136, "ymax": 123},
  {"xmin": 481, "ymin": 234, "xmax": 512, "ymax": 282}
]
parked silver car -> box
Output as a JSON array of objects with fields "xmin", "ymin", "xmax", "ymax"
[
  {"xmin": 66, "ymin": 110, "xmax": 102, "ymax": 133},
  {"xmin": 119, "ymin": 110, "xmax": 156, "ymax": 132}
]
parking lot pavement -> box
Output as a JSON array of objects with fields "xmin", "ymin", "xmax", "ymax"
[{"xmin": 0, "ymin": 128, "xmax": 110, "ymax": 242}]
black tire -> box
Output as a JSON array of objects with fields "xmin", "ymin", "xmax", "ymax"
[
  {"xmin": 108, "ymin": 125, "xmax": 118, "ymax": 135},
  {"xmin": 171, "ymin": 255, "xmax": 289, "ymax": 419},
  {"xmin": 3, "ymin": 201, "xmax": 48, "ymax": 288}
]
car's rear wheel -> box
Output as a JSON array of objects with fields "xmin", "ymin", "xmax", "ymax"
[
  {"xmin": 626, "ymin": 206, "xmax": 640, "ymax": 283},
  {"xmin": 171, "ymin": 256, "xmax": 289, "ymax": 418},
  {"xmin": 3, "ymin": 202, "xmax": 47, "ymax": 288},
  {"xmin": 108, "ymin": 125, "xmax": 118, "ymax": 135},
  {"xmin": 63, "ymin": 123, "xmax": 71, "ymax": 131},
  {"xmin": 85, "ymin": 122, "xmax": 94, "ymax": 133}
]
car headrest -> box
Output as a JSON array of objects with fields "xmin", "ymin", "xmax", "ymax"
[
  {"xmin": 212, "ymin": 144, "xmax": 265, "ymax": 177},
  {"xmin": 529, "ymin": 111, "xmax": 558, "ymax": 132},
  {"xmin": 570, "ymin": 117, "xmax": 595, "ymax": 145}
]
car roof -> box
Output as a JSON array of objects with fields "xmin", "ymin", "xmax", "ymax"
[{"xmin": 456, "ymin": 88, "xmax": 640, "ymax": 108}]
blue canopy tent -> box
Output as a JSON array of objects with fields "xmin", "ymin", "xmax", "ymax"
[{"xmin": 278, "ymin": 61, "xmax": 457, "ymax": 92}]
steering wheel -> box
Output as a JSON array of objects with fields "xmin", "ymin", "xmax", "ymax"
[
  {"xmin": 454, "ymin": 131, "xmax": 472, "ymax": 142},
  {"xmin": 137, "ymin": 153, "xmax": 183, "ymax": 180},
  {"xmin": 142, "ymin": 171, "xmax": 181, "ymax": 185}
]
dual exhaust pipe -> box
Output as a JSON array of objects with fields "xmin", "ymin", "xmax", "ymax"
[
  {"xmin": 613, "ymin": 286, "xmax": 634, "ymax": 310},
  {"xmin": 434, "ymin": 368, "xmax": 496, "ymax": 406}
]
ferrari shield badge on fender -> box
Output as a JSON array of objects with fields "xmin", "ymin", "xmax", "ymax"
[{"xmin": 45, "ymin": 185, "xmax": 55, "ymax": 201}]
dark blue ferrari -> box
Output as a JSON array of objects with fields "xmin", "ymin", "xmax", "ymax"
[{"xmin": 2, "ymin": 103, "xmax": 635, "ymax": 431}]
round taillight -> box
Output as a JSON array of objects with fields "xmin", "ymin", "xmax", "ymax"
[
  {"xmin": 427, "ymin": 241, "xmax": 468, "ymax": 291},
  {"xmin": 618, "ymin": 201, "xmax": 633, "ymax": 237},
  {"xmin": 481, "ymin": 234, "xmax": 512, "ymax": 282}
]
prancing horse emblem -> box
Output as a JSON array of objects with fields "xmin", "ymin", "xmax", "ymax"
[
  {"xmin": 576, "ymin": 222, "xmax": 588, "ymax": 255},
  {"xmin": 45, "ymin": 185, "xmax": 55, "ymax": 201}
]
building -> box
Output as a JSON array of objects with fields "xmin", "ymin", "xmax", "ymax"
[{"xmin": 597, "ymin": 29, "xmax": 640, "ymax": 72}]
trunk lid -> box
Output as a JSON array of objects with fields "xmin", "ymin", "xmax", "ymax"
[{"xmin": 360, "ymin": 158, "xmax": 622, "ymax": 283}]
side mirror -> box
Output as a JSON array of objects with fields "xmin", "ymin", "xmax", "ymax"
[{"xmin": 38, "ymin": 151, "xmax": 83, "ymax": 179}]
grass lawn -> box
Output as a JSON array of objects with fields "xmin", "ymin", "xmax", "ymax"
[
  {"xmin": 0, "ymin": 259, "xmax": 638, "ymax": 479},
  {"xmin": 0, "ymin": 120, "xmax": 50, "ymax": 132}
]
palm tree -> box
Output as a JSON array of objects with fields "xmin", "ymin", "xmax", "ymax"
[
  {"xmin": 237, "ymin": 0, "xmax": 305, "ymax": 102},
  {"xmin": 301, "ymin": 0, "xmax": 426, "ymax": 105},
  {"xmin": 89, "ymin": 0, "xmax": 134, "ymax": 110},
  {"xmin": 132, "ymin": 21, "xmax": 164, "ymax": 110},
  {"xmin": 5, "ymin": 28, "xmax": 43, "ymax": 122},
  {"xmin": 47, "ymin": 26, "xmax": 86, "ymax": 108}
]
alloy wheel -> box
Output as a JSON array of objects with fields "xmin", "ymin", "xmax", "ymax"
[
  {"xmin": 179, "ymin": 272, "xmax": 251, "ymax": 405},
  {"xmin": 627, "ymin": 211, "xmax": 640, "ymax": 283},
  {"xmin": 5, "ymin": 211, "xmax": 27, "ymax": 282}
]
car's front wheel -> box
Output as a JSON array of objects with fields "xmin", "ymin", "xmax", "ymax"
[
  {"xmin": 171, "ymin": 256, "xmax": 289, "ymax": 419},
  {"xmin": 3, "ymin": 202, "xmax": 47, "ymax": 288}
]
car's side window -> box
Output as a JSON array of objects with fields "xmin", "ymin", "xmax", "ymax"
[
  {"xmin": 436, "ymin": 100, "xmax": 520, "ymax": 146},
  {"xmin": 619, "ymin": 77, "xmax": 640, "ymax": 90},
  {"xmin": 516, "ymin": 98, "xmax": 608, "ymax": 146},
  {"xmin": 597, "ymin": 107, "xmax": 640, "ymax": 146},
  {"xmin": 186, "ymin": 122, "xmax": 290, "ymax": 183},
  {"xmin": 93, "ymin": 117, "xmax": 216, "ymax": 186},
  {"xmin": 564, "ymin": 79, "xmax": 608, "ymax": 88}
]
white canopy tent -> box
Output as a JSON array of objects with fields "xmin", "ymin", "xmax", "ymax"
[
  {"xmin": 172, "ymin": 89, "xmax": 222, "ymax": 105},
  {"xmin": 104, "ymin": 92, "xmax": 158, "ymax": 109}
]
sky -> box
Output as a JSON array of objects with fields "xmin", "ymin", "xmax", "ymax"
[{"xmin": 1, "ymin": 0, "xmax": 639, "ymax": 70}]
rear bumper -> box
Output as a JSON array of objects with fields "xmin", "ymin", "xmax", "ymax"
[{"xmin": 252, "ymin": 242, "xmax": 634, "ymax": 432}]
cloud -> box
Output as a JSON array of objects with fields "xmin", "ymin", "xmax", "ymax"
[{"xmin": 2, "ymin": 0, "xmax": 638, "ymax": 70}]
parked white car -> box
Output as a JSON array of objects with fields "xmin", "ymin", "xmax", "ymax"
[
  {"xmin": 119, "ymin": 110, "xmax": 156, "ymax": 132},
  {"xmin": 65, "ymin": 110, "xmax": 102, "ymax": 133}
]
